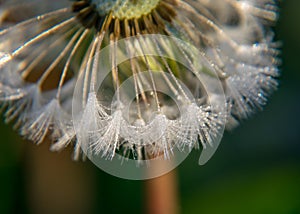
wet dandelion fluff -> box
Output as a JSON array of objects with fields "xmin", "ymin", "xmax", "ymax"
[{"xmin": 0, "ymin": 0, "xmax": 279, "ymax": 178}]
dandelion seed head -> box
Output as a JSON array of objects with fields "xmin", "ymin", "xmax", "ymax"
[{"xmin": 0, "ymin": 0, "xmax": 280, "ymax": 179}]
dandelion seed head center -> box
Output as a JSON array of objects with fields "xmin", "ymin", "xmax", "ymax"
[{"xmin": 91, "ymin": 0, "xmax": 160, "ymax": 19}]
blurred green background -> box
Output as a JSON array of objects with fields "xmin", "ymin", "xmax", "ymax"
[{"xmin": 1, "ymin": 1, "xmax": 300, "ymax": 214}]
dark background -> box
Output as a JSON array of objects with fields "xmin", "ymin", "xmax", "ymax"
[{"xmin": 1, "ymin": 1, "xmax": 299, "ymax": 213}]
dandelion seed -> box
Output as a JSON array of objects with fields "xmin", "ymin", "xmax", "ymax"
[{"xmin": 0, "ymin": 0, "xmax": 279, "ymax": 173}]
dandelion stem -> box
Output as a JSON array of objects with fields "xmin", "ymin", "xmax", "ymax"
[{"xmin": 145, "ymin": 169, "xmax": 179, "ymax": 214}]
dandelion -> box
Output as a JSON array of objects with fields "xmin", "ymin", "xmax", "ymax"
[{"xmin": 0, "ymin": 0, "xmax": 279, "ymax": 171}]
